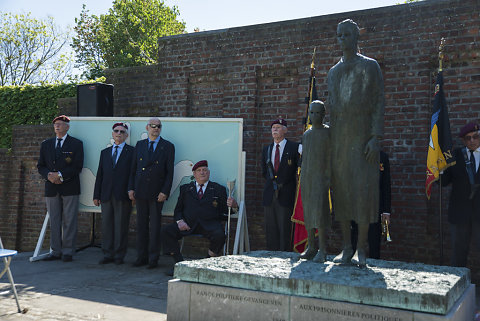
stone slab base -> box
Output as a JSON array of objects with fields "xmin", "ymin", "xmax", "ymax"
[
  {"xmin": 167, "ymin": 280, "xmax": 475, "ymax": 321},
  {"xmin": 174, "ymin": 251, "xmax": 471, "ymax": 314}
]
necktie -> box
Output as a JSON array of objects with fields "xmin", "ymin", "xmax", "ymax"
[
  {"xmin": 274, "ymin": 144, "xmax": 280, "ymax": 173},
  {"xmin": 148, "ymin": 141, "xmax": 154, "ymax": 157},
  {"xmin": 198, "ymin": 184, "xmax": 204, "ymax": 199},
  {"xmin": 470, "ymin": 150, "xmax": 476, "ymax": 173},
  {"xmin": 112, "ymin": 146, "xmax": 119, "ymax": 166},
  {"xmin": 55, "ymin": 138, "xmax": 62, "ymax": 159}
]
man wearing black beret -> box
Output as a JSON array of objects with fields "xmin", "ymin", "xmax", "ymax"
[
  {"xmin": 442, "ymin": 121, "xmax": 480, "ymax": 267},
  {"xmin": 93, "ymin": 122, "xmax": 134, "ymax": 265},
  {"xmin": 37, "ymin": 115, "xmax": 84, "ymax": 262}
]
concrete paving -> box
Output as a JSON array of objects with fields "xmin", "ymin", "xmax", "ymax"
[{"xmin": 0, "ymin": 247, "xmax": 174, "ymax": 320}]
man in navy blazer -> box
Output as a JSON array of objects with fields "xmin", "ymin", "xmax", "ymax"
[
  {"xmin": 162, "ymin": 160, "xmax": 238, "ymax": 275},
  {"xmin": 261, "ymin": 118, "xmax": 300, "ymax": 251},
  {"xmin": 37, "ymin": 115, "xmax": 84, "ymax": 262},
  {"xmin": 128, "ymin": 118, "xmax": 175, "ymax": 268},
  {"xmin": 442, "ymin": 121, "xmax": 480, "ymax": 267},
  {"xmin": 94, "ymin": 122, "xmax": 134, "ymax": 265}
]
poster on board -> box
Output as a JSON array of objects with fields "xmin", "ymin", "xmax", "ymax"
[{"xmin": 67, "ymin": 117, "xmax": 243, "ymax": 215}]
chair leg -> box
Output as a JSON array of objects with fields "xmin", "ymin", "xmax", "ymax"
[{"xmin": 6, "ymin": 267, "xmax": 21, "ymax": 313}]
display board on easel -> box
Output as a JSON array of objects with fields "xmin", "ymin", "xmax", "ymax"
[{"xmin": 30, "ymin": 117, "xmax": 249, "ymax": 261}]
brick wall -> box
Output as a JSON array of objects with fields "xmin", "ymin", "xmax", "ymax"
[{"xmin": 1, "ymin": 0, "xmax": 480, "ymax": 280}]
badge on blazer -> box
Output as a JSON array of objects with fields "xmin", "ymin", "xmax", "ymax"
[
  {"xmin": 380, "ymin": 163, "xmax": 384, "ymax": 171},
  {"xmin": 64, "ymin": 152, "xmax": 73, "ymax": 164},
  {"xmin": 212, "ymin": 197, "xmax": 218, "ymax": 208},
  {"xmin": 288, "ymin": 159, "xmax": 292, "ymax": 166}
]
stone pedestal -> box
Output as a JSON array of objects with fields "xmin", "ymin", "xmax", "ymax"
[{"xmin": 166, "ymin": 251, "xmax": 475, "ymax": 321}]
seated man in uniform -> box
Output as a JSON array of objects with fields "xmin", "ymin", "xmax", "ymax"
[{"xmin": 161, "ymin": 160, "xmax": 238, "ymax": 275}]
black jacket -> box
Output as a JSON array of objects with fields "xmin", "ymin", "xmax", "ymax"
[
  {"xmin": 173, "ymin": 181, "xmax": 228, "ymax": 234},
  {"xmin": 442, "ymin": 147, "xmax": 480, "ymax": 224},
  {"xmin": 128, "ymin": 137, "xmax": 175, "ymax": 200},
  {"xmin": 94, "ymin": 144, "xmax": 134, "ymax": 202},
  {"xmin": 37, "ymin": 134, "xmax": 84, "ymax": 197},
  {"xmin": 261, "ymin": 139, "xmax": 300, "ymax": 207}
]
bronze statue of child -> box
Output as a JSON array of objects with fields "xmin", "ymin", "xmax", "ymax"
[{"xmin": 299, "ymin": 100, "xmax": 331, "ymax": 263}]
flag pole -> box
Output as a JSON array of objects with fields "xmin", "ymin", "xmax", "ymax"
[{"xmin": 438, "ymin": 37, "xmax": 445, "ymax": 265}]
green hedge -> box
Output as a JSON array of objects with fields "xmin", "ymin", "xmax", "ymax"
[{"xmin": 0, "ymin": 78, "xmax": 105, "ymax": 149}]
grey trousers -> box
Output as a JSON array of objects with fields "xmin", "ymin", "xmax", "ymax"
[
  {"xmin": 45, "ymin": 194, "xmax": 79, "ymax": 256},
  {"xmin": 100, "ymin": 196, "xmax": 132, "ymax": 260}
]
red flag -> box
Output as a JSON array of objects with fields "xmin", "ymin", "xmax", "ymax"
[{"xmin": 292, "ymin": 188, "xmax": 308, "ymax": 252}]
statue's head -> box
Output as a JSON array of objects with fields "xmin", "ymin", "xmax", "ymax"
[
  {"xmin": 336, "ymin": 19, "xmax": 359, "ymax": 52},
  {"xmin": 309, "ymin": 100, "xmax": 326, "ymax": 128}
]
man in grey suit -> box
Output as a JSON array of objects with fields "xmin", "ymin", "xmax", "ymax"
[
  {"xmin": 94, "ymin": 122, "xmax": 134, "ymax": 265},
  {"xmin": 37, "ymin": 115, "xmax": 84, "ymax": 262},
  {"xmin": 128, "ymin": 118, "xmax": 175, "ymax": 268}
]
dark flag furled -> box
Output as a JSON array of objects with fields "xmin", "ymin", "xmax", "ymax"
[
  {"xmin": 425, "ymin": 70, "xmax": 455, "ymax": 199},
  {"xmin": 291, "ymin": 49, "xmax": 318, "ymax": 253}
]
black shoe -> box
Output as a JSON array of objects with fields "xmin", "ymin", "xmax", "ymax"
[
  {"xmin": 114, "ymin": 258, "xmax": 124, "ymax": 265},
  {"xmin": 62, "ymin": 255, "xmax": 73, "ymax": 262},
  {"xmin": 98, "ymin": 257, "xmax": 114, "ymax": 264},
  {"xmin": 43, "ymin": 254, "xmax": 61, "ymax": 261},
  {"xmin": 147, "ymin": 261, "xmax": 158, "ymax": 269},
  {"xmin": 132, "ymin": 259, "xmax": 148, "ymax": 267}
]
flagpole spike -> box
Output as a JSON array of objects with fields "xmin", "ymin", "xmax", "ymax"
[
  {"xmin": 438, "ymin": 38, "xmax": 445, "ymax": 72},
  {"xmin": 311, "ymin": 47, "xmax": 316, "ymax": 69}
]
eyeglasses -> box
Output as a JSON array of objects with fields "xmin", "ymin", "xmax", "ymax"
[
  {"xmin": 113, "ymin": 129, "xmax": 126, "ymax": 134},
  {"xmin": 464, "ymin": 134, "xmax": 480, "ymax": 141},
  {"xmin": 149, "ymin": 123, "xmax": 161, "ymax": 129}
]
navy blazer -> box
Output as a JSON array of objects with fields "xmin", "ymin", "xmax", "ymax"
[
  {"xmin": 94, "ymin": 144, "xmax": 134, "ymax": 202},
  {"xmin": 37, "ymin": 134, "xmax": 84, "ymax": 197},
  {"xmin": 261, "ymin": 139, "xmax": 300, "ymax": 207},
  {"xmin": 442, "ymin": 147, "xmax": 480, "ymax": 224},
  {"xmin": 128, "ymin": 137, "xmax": 175, "ymax": 200},
  {"xmin": 173, "ymin": 181, "xmax": 228, "ymax": 234}
]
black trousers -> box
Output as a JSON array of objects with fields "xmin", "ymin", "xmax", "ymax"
[
  {"xmin": 162, "ymin": 222, "xmax": 226, "ymax": 256},
  {"xmin": 135, "ymin": 199, "xmax": 164, "ymax": 263},
  {"xmin": 264, "ymin": 198, "xmax": 293, "ymax": 251},
  {"xmin": 350, "ymin": 220, "xmax": 382, "ymax": 259},
  {"xmin": 450, "ymin": 219, "xmax": 480, "ymax": 267}
]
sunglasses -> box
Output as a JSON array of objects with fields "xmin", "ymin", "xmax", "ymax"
[
  {"xmin": 464, "ymin": 134, "xmax": 480, "ymax": 141},
  {"xmin": 113, "ymin": 129, "xmax": 126, "ymax": 134},
  {"xmin": 149, "ymin": 124, "xmax": 161, "ymax": 129}
]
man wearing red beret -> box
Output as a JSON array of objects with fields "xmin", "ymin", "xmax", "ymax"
[
  {"xmin": 37, "ymin": 115, "xmax": 84, "ymax": 262},
  {"xmin": 261, "ymin": 118, "xmax": 300, "ymax": 251},
  {"xmin": 442, "ymin": 121, "xmax": 480, "ymax": 267},
  {"xmin": 93, "ymin": 122, "xmax": 134, "ymax": 265},
  {"xmin": 161, "ymin": 160, "xmax": 238, "ymax": 275}
]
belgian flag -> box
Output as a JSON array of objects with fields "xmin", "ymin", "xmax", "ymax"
[
  {"xmin": 425, "ymin": 71, "xmax": 455, "ymax": 199},
  {"xmin": 291, "ymin": 56, "xmax": 318, "ymax": 253}
]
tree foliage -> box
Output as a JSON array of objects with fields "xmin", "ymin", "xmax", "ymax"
[
  {"xmin": 0, "ymin": 12, "xmax": 73, "ymax": 86},
  {"xmin": 72, "ymin": 0, "xmax": 186, "ymax": 79}
]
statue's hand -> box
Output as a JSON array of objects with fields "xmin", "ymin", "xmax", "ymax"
[{"xmin": 364, "ymin": 137, "xmax": 379, "ymax": 164}]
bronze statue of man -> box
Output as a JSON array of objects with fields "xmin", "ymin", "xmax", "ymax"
[{"xmin": 328, "ymin": 19, "xmax": 385, "ymax": 266}]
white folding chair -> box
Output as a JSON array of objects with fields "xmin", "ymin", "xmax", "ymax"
[{"xmin": 0, "ymin": 237, "xmax": 22, "ymax": 313}]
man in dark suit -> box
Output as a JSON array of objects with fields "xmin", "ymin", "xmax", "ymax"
[
  {"xmin": 442, "ymin": 121, "xmax": 480, "ymax": 267},
  {"xmin": 93, "ymin": 122, "xmax": 134, "ymax": 265},
  {"xmin": 128, "ymin": 118, "xmax": 175, "ymax": 268},
  {"xmin": 351, "ymin": 150, "xmax": 392, "ymax": 259},
  {"xmin": 262, "ymin": 118, "xmax": 300, "ymax": 251},
  {"xmin": 37, "ymin": 115, "xmax": 84, "ymax": 262},
  {"xmin": 162, "ymin": 160, "xmax": 238, "ymax": 275}
]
